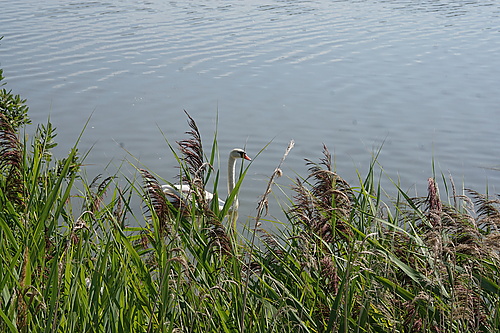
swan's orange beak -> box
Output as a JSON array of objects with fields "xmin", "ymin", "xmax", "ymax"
[{"xmin": 244, "ymin": 154, "xmax": 252, "ymax": 161}]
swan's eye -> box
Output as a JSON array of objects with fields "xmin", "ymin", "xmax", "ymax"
[{"xmin": 241, "ymin": 152, "xmax": 251, "ymax": 161}]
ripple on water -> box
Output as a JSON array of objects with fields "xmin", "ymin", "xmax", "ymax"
[{"xmin": 1, "ymin": 0, "xmax": 499, "ymax": 216}]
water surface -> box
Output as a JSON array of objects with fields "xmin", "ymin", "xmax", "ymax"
[{"xmin": 1, "ymin": 0, "xmax": 499, "ymax": 223}]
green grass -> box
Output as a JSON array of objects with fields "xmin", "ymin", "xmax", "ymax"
[{"xmin": 1, "ymin": 73, "xmax": 500, "ymax": 332}]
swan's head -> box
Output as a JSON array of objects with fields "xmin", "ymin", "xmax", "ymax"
[{"xmin": 230, "ymin": 148, "xmax": 251, "ymax": 161}]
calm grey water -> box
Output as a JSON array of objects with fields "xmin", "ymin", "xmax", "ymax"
[{"xmin": 1, "ymin": 0, "xmax": 499, "ymax": 223}]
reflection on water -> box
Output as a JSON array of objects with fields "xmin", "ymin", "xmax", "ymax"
[{"xmin": 1, "ymin": 0, "xmax": 499, "ymax": 222}]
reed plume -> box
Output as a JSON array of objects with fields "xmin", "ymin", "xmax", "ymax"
[
  {"xmin": 0, "ymin": 112, "xmax": 24, "ymax": 209},
  {"xmin": 291, "ymin": 144, "xmax": 354, "ymax": 245},
  {"xmin": 168, "ymin": 110, "xmax": 212, "ymax": 213},
  {"xmin": 466, "ymin": 188, "xmax": 500, "ymax": 230},
  {"xmin": 85, "ymin": 174, "xmax": 114, "ymax": 213},
  {"xmin": 206, "ymin": 217, "xmax": 233, "ymax": 256},
  {"xmin": 141, "ymin": 168, "xmax": 171, "ymax": 234},
  {"xmin": 177, "ymin": 110, "xmax": 207, "ymax": 185}
]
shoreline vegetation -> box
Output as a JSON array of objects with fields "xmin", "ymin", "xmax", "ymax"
[{"xmin": 1, "ymin": 69, "xmax": 500, "ymax": 332}]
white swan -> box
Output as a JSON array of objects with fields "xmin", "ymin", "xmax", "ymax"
[{"xmin": 161, "ymin": 148, "xmax": 251, "ymax": 212}]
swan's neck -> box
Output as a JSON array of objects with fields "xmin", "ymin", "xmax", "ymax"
[{"xmin": 227, "ymin": 155, "xmax": 238, "ymax": 209}]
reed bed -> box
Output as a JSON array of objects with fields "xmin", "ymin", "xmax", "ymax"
[{"xmin": 1, "ymin": 72, "xmax": 500, "ymax": 332}]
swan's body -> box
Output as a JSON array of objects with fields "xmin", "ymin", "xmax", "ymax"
[
  {"xmin": 160, "ymin": 184, "xmax": 226, "ymax": 210},
  {"xmin": 162, "ymin": 148, "xmax": 251, "ymax": 212}
]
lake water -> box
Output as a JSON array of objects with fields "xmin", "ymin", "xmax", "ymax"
[{"xmin": 1, "ymin": 0, "xmax": 499, "ymax": 224}]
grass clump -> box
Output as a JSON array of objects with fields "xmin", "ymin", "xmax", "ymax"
[{"xmin": 1, "ymin": 74, "xmax": 500, "ymax": 332}]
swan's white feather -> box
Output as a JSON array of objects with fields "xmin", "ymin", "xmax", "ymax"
[{"xmin": 161, "ymin": 184, "xmax": 225, "ymax": 211}]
